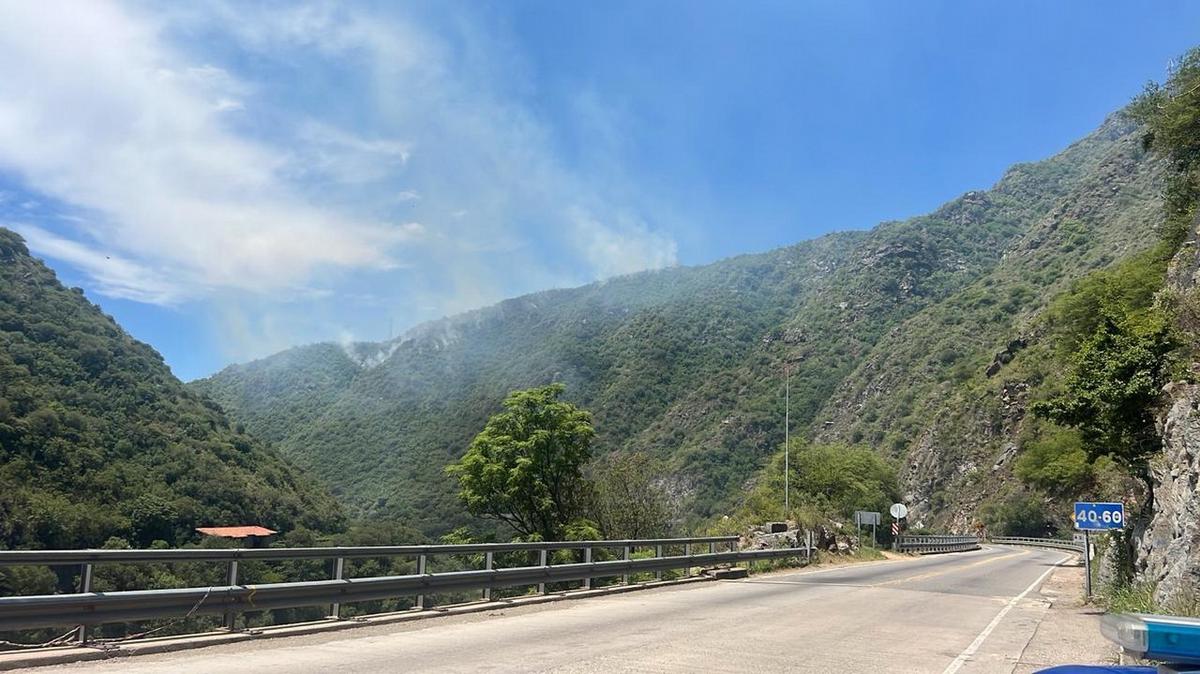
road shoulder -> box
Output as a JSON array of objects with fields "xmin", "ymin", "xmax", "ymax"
[{"xmin": 1012, "ymin": 558, "xmax": 1117, "ymax": 672}]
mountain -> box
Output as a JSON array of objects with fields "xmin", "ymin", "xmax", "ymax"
[
  {"xmin": 0, "ymin": 229, "xmax": 345, "ymax": 549},
  {"xmin": 810, "ymin": 117, "xmax": 1165, "ymax": 528},
  {"xmin": 193, "ymin": 112, "xmax": 1164, "ymax": 535}
]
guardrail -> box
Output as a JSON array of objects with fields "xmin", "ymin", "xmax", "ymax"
[
  {"xmin": 0, "ymin": 537, "xmax": 809, "ymax": 643},
  {"xmin": 896, "ymin": 535, "xmax": 980, "ymax": 554},
  {"xmin": 989, "ymin": 536, "xmax": 1084, "ymax": 553},
  {"xmin": 0, "ymin": 537, "xmax": 739, "ymax": 567}
]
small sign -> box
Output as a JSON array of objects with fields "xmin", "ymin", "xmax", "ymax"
[
  {"xmin": 889, "ymin": 503, "xmax": 909, "ymax": 520},
  {"xmin": 1074, "ymin": 502, "xmax": 1125, "ymax": 531},
  {"xmin": 854, "ymin": 511, "xmax": 880, "ymax": 526}
]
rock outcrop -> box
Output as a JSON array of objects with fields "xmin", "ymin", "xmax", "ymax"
[
  {"xmin": 1138, "ymin": 382, "xmax": 1200, "ymax": 604},
  {"xmin": 1136, "ymin": 211, "xmax": 1200, "ymax": 605}
]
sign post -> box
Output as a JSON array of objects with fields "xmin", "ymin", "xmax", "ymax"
[
  {"xmin": 854, "ymin": 511, "xmax": 881, "ymax": 548},
  {"xmin": 1073, "ymin": 502, "xmax": 1125, "ymax": 601},
  {"xmin": 889, "ymin": 503, "xmax": 908, "ymax": 551}
]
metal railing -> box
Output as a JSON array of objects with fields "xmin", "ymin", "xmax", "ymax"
[
  {"xmin": 0, "ymin": 537, "xmax": 809, "ymax": 641},
  {"xmin": 896, "ymin": 535, "xmax": 980, "ymax": 554},
  {"xmin": 989, "ymin": 536, "xmax": 1084, "ymax": 553}
]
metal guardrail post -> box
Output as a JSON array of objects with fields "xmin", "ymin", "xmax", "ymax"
[
  {"xmin": 223, "ymin": 560, "xmax": 238, "ymax": 630},
  {"xmin": 415, "ymin": 554, "xmax": 427, "ymax": 610},
  {"xmin": 583, "ymin": 547, "xmax": 592, "ymax": 590},
  {"xmin": 622, "ymin": 546, "xmax": 631, "ymax": 585},
  {"xmin": 655, "ymin": 545, "xmax": 663, "ymax": 580},
  {"xmin": 329, "ymin": 557, "xmax": 345, "ymax": 618},
  {"xmin": 483, "ymin": 551, "xmax": 494, "ymax": 600},
  {"xmin": 538, "ymin": 549, "xmax": 548, "ymax": 594},
  {"xmin": 77, "ymin": 563, "xmax": 92, "ymax": 644}
]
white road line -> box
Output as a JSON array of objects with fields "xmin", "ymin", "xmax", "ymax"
[{"xmin": 941, "ymin": 553, "xmax": 1072, "ymax": 674}]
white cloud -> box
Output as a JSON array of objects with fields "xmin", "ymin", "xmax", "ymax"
[
  {"xmin": 288, "ymin": 121, "xmax": 411, "ymax": 185},
  {"xmin": 0, "ymin": 1, "xmax": 417, "ymax": 299},
  {"xmin": 0, "ymin": 0, "xmax": 680, "ymax": 370}
]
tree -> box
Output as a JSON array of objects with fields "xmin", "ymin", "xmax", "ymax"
[
  {"xmin": 446, "ymin": 384, "xmax": 594, "ymax": 540},
  {"xmin": 1013, "ymin": 428, "xmax": 1095, "ymax": 497},
  {"xmin": 1032, "ymin": 311, "xmax": 1175, "ymax": 486},
  {"xmin": 587, "ymin": 452, "xmax": 674, "ymax": 539},
  {"xmin": 980, "ymin": 493, "xmax": 1054, "ymax": 537},
  {"xmin": 792, "ymin": 443, "xmax": 898, "ymax": 518}
]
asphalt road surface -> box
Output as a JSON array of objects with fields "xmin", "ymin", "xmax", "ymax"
[{"xmin": 47, "ymin": 546, "xmax": 1083, "ymax": 673}]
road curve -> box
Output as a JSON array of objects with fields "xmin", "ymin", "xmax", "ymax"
[{"xmin": 45, "ymin": 546, "xmax": 1077, "ymax": 673}]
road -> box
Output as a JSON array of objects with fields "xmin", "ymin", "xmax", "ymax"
[{"xmin": 46, "ymin": 546, "xmax": 1094, "ymax": 673}]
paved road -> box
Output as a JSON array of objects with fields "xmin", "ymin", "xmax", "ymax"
[{"xmin": 48, "ymin": 546, "xmax": 1085, "ymax": 673}]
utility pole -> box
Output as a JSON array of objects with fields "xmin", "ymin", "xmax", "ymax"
[{"xmin": 784, "ymin": 363, "xmax": 790, "ymax": 515}]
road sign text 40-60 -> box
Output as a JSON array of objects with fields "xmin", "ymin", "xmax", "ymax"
[{"xmin": 1073, "ymin": 502, "xmax": 1125, "ymax": 531}]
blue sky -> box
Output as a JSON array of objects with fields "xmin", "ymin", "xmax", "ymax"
[{"xmin": 1, "ymin": 1, "xmax": 1198, "ymax": 381}]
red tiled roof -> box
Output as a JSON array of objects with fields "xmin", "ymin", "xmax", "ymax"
[{"xmin": 195, "ymin": 526, "xmax": 278, "ymax": 538}]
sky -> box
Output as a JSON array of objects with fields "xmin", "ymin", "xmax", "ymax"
[{"xmin": 1, "ymin": 1, "xmax": 1199, "ymax": 381}]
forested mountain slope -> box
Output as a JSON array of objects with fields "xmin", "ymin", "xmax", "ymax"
[
  {"xmin": 0, "ymin": 229, "xmax": 345, "ymax": 548},
  {"xmin": 194, "ymin": 113, "xmax": 1163, "ymax": 535},
  {"xmin": 811, "ymin": 116, "xmax": 1164, "ymax": 527}
]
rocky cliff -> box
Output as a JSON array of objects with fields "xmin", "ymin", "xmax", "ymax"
[
  {"xmin": 1138, "ymin": 215, "xmax": 1200, "ymax": 605},
  {"xmin": 1140, "ymin": 382, "xmax": 1200, "ymax": 603}
]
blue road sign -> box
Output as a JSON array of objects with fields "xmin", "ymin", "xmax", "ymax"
[{"xmin": 1074, "ymin": 502, "xmax": 1125, "ymax": 531}]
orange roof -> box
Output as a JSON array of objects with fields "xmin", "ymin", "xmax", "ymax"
[{"xmin": 195, "ymin": 526, "xmax": 277, "ymax": 538}]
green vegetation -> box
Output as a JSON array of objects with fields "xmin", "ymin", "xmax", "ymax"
[
  {"xmin": 586, "ymin": 451, "xmax": 674, "ymax": 539},
  {"xmin": 977, "ymin": 45, "xmax": 1200, "ymax": 586},
  {"xmin": 447, "ymin": 384, "xmax": 594, "ymax": 541},
  {"xmin": 0, "ymin": 228, "xmax": 344, "ymax": 554},
  {"xmin": 1129, "ymin": 46, "xmax": 1200, "ymax": 248},
  {"xmin": 1031, "ymin": 251, "xmax": 1178, "ymax": 486},
  {"xmin": 446, "ymin": 385, "xmax": 675, "ymax": 542},
  {"xmin": 195, "ymin": 108, "xmax": 1165, "ymax": 537},
  {"xmin": 1104, "ymin": 580, "xmax": 1200, "ymax": 618},
  {"xmin": 786, "ymin": 443, "xmax": 898, "ymax": 519},
  {"xmin": 722, "ymin": 441, "xmax": 898, "ymax": 531},
  {"xmin": 979, "ymin": 493, "xmax": 1053, "ymax": 537},
  {"xmin": 1012, "ymin": 428, "xmax": 1110, "ymax": 497},
  {"xmin": 1011, "ymin": 45, "xmax": 1200, "ymax": 516},
  {"xmin": 1032, "ymin": 311, "xmax": 1175, "ymax": 482}
]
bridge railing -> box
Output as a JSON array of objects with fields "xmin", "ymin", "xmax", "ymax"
[
  {"xmin": 896, "ymin": 535, "xmax": 980, "ymax": 554},
  {"xmin": 0, "ymin": 536, "xmax": 809, "ymax": 644},
  {"xmin": 989, "ymin": 536, "xmax": 1084, "ymax": 553}
]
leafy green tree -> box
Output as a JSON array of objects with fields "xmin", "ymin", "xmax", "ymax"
[
  {"xmin": 586, "ymin": 452, "xmax": 674, "ymax": 539},
  {"xmin": 789, "ymin": 443, "xmax": 898, "ymax": 519},
  {"xmin": 1032, "ymin": 311, "xmax": 1175, "ymax": 485},
  {"xmin": 1013, "ymin": 428, "xmax": 1095, "ymax": 497},
  {"xmin": 447, "ymin": 384, "xmax": 594, "ymax": 540}
]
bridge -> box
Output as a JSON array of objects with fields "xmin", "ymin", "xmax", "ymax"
[{"xmin": 0, "ymin": 536, "xmax": 1107, "ymax": 672}]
